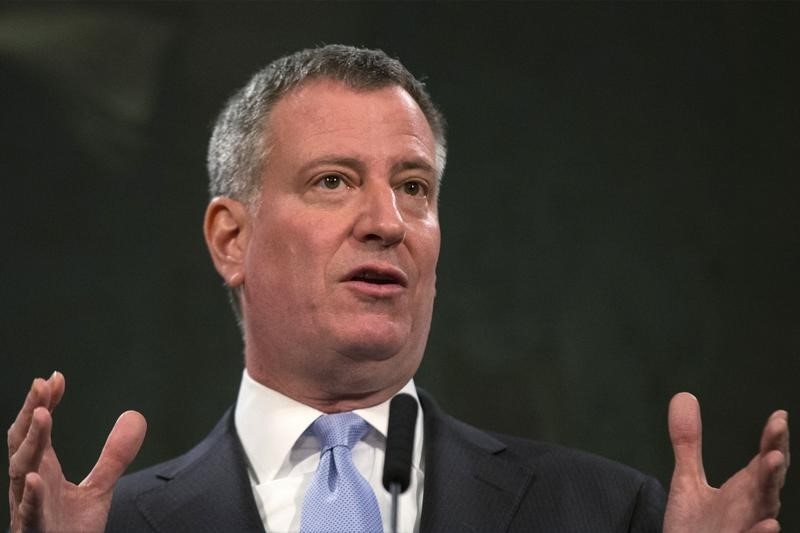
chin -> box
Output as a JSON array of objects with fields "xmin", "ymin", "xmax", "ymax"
[
  {"xmin": 340, "ymin": 336, "xmax": 406, "ymax": 361},
  {"xmin": 334, "ymin": 320, "xmax": 411, "ymax": 361}
]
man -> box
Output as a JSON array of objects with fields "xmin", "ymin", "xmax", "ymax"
[{"xmin": 8, "ymin": 45, "xmax": 790, "ymax": 532}]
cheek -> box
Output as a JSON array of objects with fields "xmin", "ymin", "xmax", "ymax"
[
  {"xmin": 408, "ymin": 228, "xmax": 440, "ymax": 315},
  {"xmin": 244, "ymin": 240, "xmax": 323, "ymax": 323},
  {"xmin": 248, "ymin": 216, "xmax": 342, "ymax": 290},
  {"xmin": 415, "ymin": 224, "xmax": 441, "ymax": 280}
]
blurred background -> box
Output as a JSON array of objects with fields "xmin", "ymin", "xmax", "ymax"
[{"xmin": 2, "ymin": 2, "xmax": 797, "ymax": 528}]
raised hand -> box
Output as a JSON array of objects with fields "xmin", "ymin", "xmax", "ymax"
[
  {"xmin": 664, "ymin": 392, "xmax": 790, "ymax": 533},
  {"xmin": 8, "ymin": 372, "xmax": 147, "ymax": 532}
]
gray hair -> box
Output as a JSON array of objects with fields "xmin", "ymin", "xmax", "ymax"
[{"xmin": 207, "ymin": 44, "xmax": 447, "ymax": 206}]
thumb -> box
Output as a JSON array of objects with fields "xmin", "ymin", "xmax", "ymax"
[
  {"xmin": 668, "ymin": 392, "xmax": 707, "ymax": 484},
  {"xmin": 81, "ymin": 410, "xmax": 147, "ymax": 491}
]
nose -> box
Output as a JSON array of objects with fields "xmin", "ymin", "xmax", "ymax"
[{"xmin": 352, "ymin": 183, "xmax": 406, "ymax": 247}]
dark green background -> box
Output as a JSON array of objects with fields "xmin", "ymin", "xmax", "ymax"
[{"xmin": 2, "ymin": 2, "xmax": 797, "ymax": 529}]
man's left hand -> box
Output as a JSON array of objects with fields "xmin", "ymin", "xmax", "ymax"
[{"xmin": 664, "ymin": 392, "xmax": 790, "ymax": 533}]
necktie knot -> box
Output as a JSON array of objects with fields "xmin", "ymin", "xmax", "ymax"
[{"xmin": 310, "ymin": 412, "xmax": 371, "ymax": 452}]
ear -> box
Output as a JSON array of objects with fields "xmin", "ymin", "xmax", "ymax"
[{"xmin": 203, "ymin": 197, "xmax": 250, "ymax": 288}]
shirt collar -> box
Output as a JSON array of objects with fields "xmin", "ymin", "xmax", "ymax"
[{"xmin": 234, "ymin": 368, "xmax": 421, "ymax": 484}]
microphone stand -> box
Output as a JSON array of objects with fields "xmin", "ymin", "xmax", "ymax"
[{"xmin": 389, "ymin": 482, "xmax": 400, "ymax": 533}]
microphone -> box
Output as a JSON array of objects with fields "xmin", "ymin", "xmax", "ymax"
[{"xmin": 382, "ymin": 393, "xmax": 418, "ymax": 533}]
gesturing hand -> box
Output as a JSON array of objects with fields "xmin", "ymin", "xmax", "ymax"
[
  {"xmin": 664, "ymin": 392, "xmax": 790, "ymax": 533},
  {"xmin": 7, "ymin": 372, "xmax": 147, "ymax": 533}
]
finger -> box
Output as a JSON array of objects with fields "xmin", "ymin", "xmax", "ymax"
[
  {"xmin": 747, "ymin": 518, "xmax": 781, "ymax": 533},
  {"xmin": 759, "ymin": 413, "xmax": 790, "ymax": 490},
  {"xmin": 755, "ymin": 449, "xmax": 787, "ymax": 517},
  {"xmin": 760, "ymin": 411, "xmax": 789, "ymax": 459},
  {"xmin": 82, "ymin": 410, "xmax": 147, "ymax": 491},
  {"xmin": 46, "ymin": 370, "xmax": 66, "ymax": 412},
  {"xmin": 668, "ymin": 392, "xmax": 707, "ymax": 483},
  {"xmin": 17, "ymin": 472, "xmax": 46, "ymax": 532},
  {"xmin": 8, "ymin": 407, "xmax": 52, "ymax": 505},
  {"xmin": 8, "ymin": 377, "xmax": 51, "ymax": 456}
]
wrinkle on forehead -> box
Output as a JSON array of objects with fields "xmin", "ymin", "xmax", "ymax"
[{"xmin": 268, "ymin": 80, "xmax": 437, "ymax": 163}]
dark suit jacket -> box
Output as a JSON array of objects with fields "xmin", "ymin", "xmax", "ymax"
[{"xmin": 107, "ymin": 391, "xmax": 665, "ymax": 532}]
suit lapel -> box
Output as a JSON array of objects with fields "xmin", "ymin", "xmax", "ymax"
[
  {"xmin": 418, "ymin": 391, "xmax": 535, "ymax": 533},
  {"xmin": 134, "ymin": 410, "xmax": 265, "ymax": 532},
  {"xmin": 127, "ymin": 393, "xmax": 535, "ymax": 532}
]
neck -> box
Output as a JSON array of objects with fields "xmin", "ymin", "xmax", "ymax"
[{"xmin": 245, "ymin": 362, "xmax": 408, "ymax": 413}]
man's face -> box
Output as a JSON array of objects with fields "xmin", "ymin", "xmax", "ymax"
[{"xmin": 240, "ymin": 79, "xmax": 440, "ymax": 407}]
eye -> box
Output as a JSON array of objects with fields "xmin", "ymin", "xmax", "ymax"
[
  {"xmin": 319, "ymin": 174, "xmax": 344, "ymax": 190},
  {"xmin": 402, "ymin": 181, "xmax": 426, "ymax": 197}
]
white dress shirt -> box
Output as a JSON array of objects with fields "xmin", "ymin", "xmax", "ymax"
[{"xmin": 234, "ymin": 369, "xmax": 425, "ymax": 533}]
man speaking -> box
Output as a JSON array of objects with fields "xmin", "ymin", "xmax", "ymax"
[{"xmin": 8, "ymin": 45, "xmax": 790, "ymax": 532}]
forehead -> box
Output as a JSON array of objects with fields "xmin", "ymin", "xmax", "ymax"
[{"xmin": 264, "ymin": 79, "xmax": 437, "ymax": 166}]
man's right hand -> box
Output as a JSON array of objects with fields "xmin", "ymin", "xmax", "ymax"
[{"xmin": 7, "ymin": 371, "xmax": 146, "ymax": 533}]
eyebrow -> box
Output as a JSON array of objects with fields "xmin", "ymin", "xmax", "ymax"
[
  {"xmin": 390, "ymin": 159, "xmax": 437, "ymax": 176},
  {"xmin": 297, "ymin": 155, "xmax": 436, "ymax": 177},
  {"xmin": 297, "ymin": 156, "xmax": 367, "ymax": 176}
]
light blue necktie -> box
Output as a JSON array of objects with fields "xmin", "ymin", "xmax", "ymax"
[{"xmin": 300, "ymin": 412, "xmax": 383, "ymax": 533}]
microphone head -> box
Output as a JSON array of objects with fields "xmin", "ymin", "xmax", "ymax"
[{"xmin": 382, "ymin": 393, "xmax": 418, "ymax": 493}]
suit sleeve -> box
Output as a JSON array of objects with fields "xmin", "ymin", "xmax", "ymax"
[{"xmin": 628, "ymin": 475, "xmax": 666, "ymax": 533}]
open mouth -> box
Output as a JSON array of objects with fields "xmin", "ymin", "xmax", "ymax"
[{"xmin": 346, "ymin": 266, "xmax": 408, "ymax": 287}]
